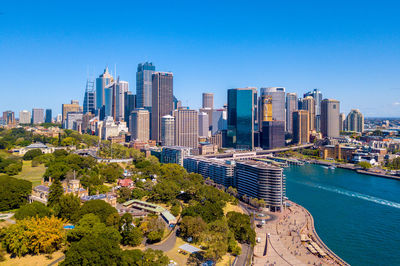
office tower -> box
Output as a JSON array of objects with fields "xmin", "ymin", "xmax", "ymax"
[
  {"xmin": 32, "ymin": 108, "xmax": 44, "ymax": 124},
  {"xmin": 236, "ymin": 161, "xmax": 285, "ymax": 212},
  {"xmin": 96, "ymin": 67, "xmax": 113, "ymax": 109},
  {"xmin": 136, "ymin": 62, "xmax": 156, "ymax": 108},
  {"xmin": 339, "ymin": 113, "xmax": 346, "ymax": 132},
  {"xmin": 259, "ymin": 95, "xmax": 273, "ymax": 122},
  {"xmin": 227, "ymin": 88, "xmax": 257, "ymax": 150},
  {"xmin": 66, "ymin": 112, "xmax": 83, "ymax": 130},
  {"xmin": 83, "ymin": 80, "xmax": 96, "ymax": 114},
  {"xmin": 211, "ymin": 109, "xmax": 227, "ymax": 135},
  {"xmin": 129, "ymin": 108, "xmax": 150, "ymax": 142},
  {"xmin": 173, "ymin": 108, "xmax": 198, "ymax": 149},
  {"xmin": 260, "ymin": 87, "xmax": 286, "ymax": 129},
  {"xmin": 124, "ymin": 91, "xmax": 136, "ymax": 127},
  {"xmin": 301, "ymin": 96, "xmax": 316, "ymax": 131},
  {"xmin": 304, "ymin": 89, "xmax": 322, "ymax": 131},
  {"xmin": 345, "ymin": 109, "xmax": 364, "ymax": 133},
  {"xmin": 151, "ymin": 72, "xmax": 173, "ymax": 143},
  {"xmin": 321, "ymin": 99, "xmax": 340, "ymax": 138},
  {"xmin": 198, "ymin": 112, "xmax": 209, "ymax": 137},
  {"xmin": 202, "ymin": 93, "xmax": 214, "ymax": 109},
  {"xmin": 82, "ymin": 112, "xmax": 94, "ymax": 133},
  {"xmin": 161, "ymin": 115, "xmax": 175, "ymax": 146},
  {"xmin": 115, "ymin": 80, "xmax": 129, "ymax": 121},
  {"xmin": 199, "ymin": 107, "xmax": 213, "ymax": 129},
  {"xmin": 261, "ymin": 121, "xmax": 285, "ymax": 149},
  {"xmin": 104, "ymin": 82, "xmax": 114, "ymax": 118},
  {"xmin": 62, "ymin": 100, "xmax": 81, "ymax": 125},
  {"xmin": 45, "ymin": 109, "xmax": 52, "ymax": 123},
  {"xmin": 285, "ymin": 93, "xmax": 298, "ymax": 134},
  {"xmin": 2, "ymin": 111, "xmax": 15, "ymax": 126},
  {"xmin": 19, "ymin": 110, "xmax": 31, "ymax": 124},
  {"xmin": 161, "ymin": 146, "xmax": 191, "ymax": 166},
  {"xmin": 293, "ymin": 110, "xmax": 310, "ymax": 144}
]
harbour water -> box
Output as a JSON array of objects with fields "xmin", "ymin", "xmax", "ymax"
[{"xmin": 284, "ymin": 164, "xmax": 400, "ymax": 266}]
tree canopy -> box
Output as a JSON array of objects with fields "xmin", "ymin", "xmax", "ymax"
[{"xmin": 0, "ymin": 175, "xmax": 31, "ymax": 211}]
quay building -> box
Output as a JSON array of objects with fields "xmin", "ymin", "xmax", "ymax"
[{"xmin": 183, "ymin": 157, "xmax": 285, "ymax": 211}]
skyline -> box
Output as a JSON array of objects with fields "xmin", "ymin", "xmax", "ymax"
[{"xmin": 1, "ymin": 1, "xmax": 400, "ymax": 117}]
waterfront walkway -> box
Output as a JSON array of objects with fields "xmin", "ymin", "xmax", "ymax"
[{"xmin": 253, "ymin": 202, "xmax": 347, "ymax": 266}]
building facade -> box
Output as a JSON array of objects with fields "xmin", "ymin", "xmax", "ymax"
[
  {"xmin": 198, "ymin": 112, "xmax": 209, "ymax": 137},
  {"xmin": 19, "ymin": 110, "xmax": 31, "ymax": 124},
  {"xmin": 227, "ymin": 88, "xmax": 257, "ymax": 150},
  {"xmin": 301, "ymin": 96, "xmax": 316, "ymax": 131},
  {"xmin": 321, "ymin": 99, "xmax": 340, "ymax": 138},
  {"xmin": 236, "ymin": 161, "xmax": 285, "ymax": 212},
  {"xmin": 62, "ymin": 100, "xmax": 81, "ymax": 126},
  {"xmin": 161, "ymin": 115, "xmax": 175, "ymax": 146},
  {"xmin": 129, "ymin": 108, "xmax": 150, "ymax": 142},
  {"xmin": 2, "ymin": 111, "xmax": 15, "ymax": 126},
  {"xmin": 285, "ymin": 92, "xmax": 298, "ymax": 134},
  {"xmin": 304, "ymin": 89, "xmax": 322, "ymax": 131},
  {"xmin": 151, "ymin": 72, "xmax": 174, "ymax": 143},
  {"xmin": 202, "ymin": 93, "xmax": 214, "ymax": 109},
  {"xmin": 136, "ymin": 62, "xmax": 156, "ymax": 108},
  {"xmin": 293, "ymin": 110, "xmax": 310, "ymax": 144},
  {"xmin": 96, "ymin": 67, "xmax": 113, "ymax": 109},
  {"xmin": 45, "ymin": 109, "xmax": 52, "ymax": 123},
  {"xmin": 260, "ymin": 87, "xmax": 286, "ymax": 129},
  {"xmin": 32, "ymin": 108, "xmax": 44, "ymax": 125},
  {"xmin": 261, "ymin": 121, "xmax": 285, "ymax": 149},
  {"xmin": 173, "ymin": 108, "xmax": 198, "ymax": 149},
  {"xmin": 345, "ymin": 109, "xmax": 364, "ymax": 133}
]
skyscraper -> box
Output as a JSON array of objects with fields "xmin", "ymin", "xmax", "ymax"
[
  {"xmin": 124, "ymin": 91, "xmax": 136, "ymax": 127},
  {"xmin": 45, "ymin": 109, "xmax": 52, "ymax": 123},
  {"xmin": 32, "ymin": 108, "xmax": 44, "ymax": 124},
  {"xmin": 83, "ymin": 80, "xmax": 96, "ymax": 114},
  {"xmin": 293, "ymin": 110, "xmax": 310, "ymax": 144},
  {"xmin": 202, "ymin": 93, "xmax": 214, "ymax": 109},
  {"xmin": 129, "ymin": 108, "xmax": 150, "ymax": 141},
  {"xmin": 62, "ymin": 100, "xmax": 81, "ymax": 125},
  {"xmin": 2, "ymin": 111, "xmax": 15, "ymax": 126},
  {"xmin": 301, "ymin": 96, "xmax": 316, "ymax": 131},
  {"xmin": 345, "ymin": 109, "xmax": 364, "ymax": 133},
  {"xmin": 227, "ymin": 88, "xmax": 257, "ymax": 150},
  {"xmin": 261, "ymin": 121, "xmax": 285, "ymax": 149},
  {"xmin": 161, "ymin": 115, "xmax": 175, "ymax": 146},
  {"xmin": 136, "ymin": 62, "xmax": 156, "ymax": 108},
  {"xmin": 321, "ymin": 99, "xmax": 340, "ymax": 138},
  {"xmin": 285, "ymin": 93, "xmax": 298, "ymax": 134},
  {"xmin": 115, "ymin": 80, "xmax": 129, "ymax": 121},
  {"xmin": 173, "ymin": 108, "xmax": 198, "ymax": 149},
  {"xmin": 260, "ymin": 87, "xmax": 286, "ymax": 129},
  {"xmin": 19, "ymin": 110, "xmax": 31, "ymax": 124},
  {"xmin": 96, "ymin": 67, "xmax": 113, "ymax": 110},
  {"xmin": 198, "ymin": 112, "xmax": 209, "ymax": 137},
  {"xmin": 339, "ymin": 113, "xmax": 346, "ymax": 132},
  {"xmin": 304, "ymin": 89, "xmax": 322, "ymax": 131},
  {"xmin": 259, "ymin": 94, "xmax": 273, "ymax": 122},
  {"xmin": 151, "ymin": 72, "xmax": 173, "ymax": 143},
  {"xmin": 104, "ymin": 82, "xmax": 114, "ymax": 118},
  {"xmin": 211, "ymin": 109, "xmax": 227, "ymax": 135}
]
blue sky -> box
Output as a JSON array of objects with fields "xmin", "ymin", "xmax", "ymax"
[{"xmin": 1, "ymin": 0, "xmax": 400, "ymax": 117}]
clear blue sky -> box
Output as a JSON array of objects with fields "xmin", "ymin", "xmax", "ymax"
[{"xmin": 1, "ymin": 0, "xmax": 400, "ymax": 117}]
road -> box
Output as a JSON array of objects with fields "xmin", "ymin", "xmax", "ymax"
[{"xmin": 146, "ymin": 225, "xmax": 178, "ymax": 252}]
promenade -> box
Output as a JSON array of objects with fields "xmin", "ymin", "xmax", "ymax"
[{"xmin": 253, "ymin": 202, "xmax": 348, "ymax": 266}]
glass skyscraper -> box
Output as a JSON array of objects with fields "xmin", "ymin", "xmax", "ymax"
[
  {"xmin": 83, "ymin": 80, "xmax": 95, "ymax": 114},
  {"xmin": 96, "ymin": 67, "xmax": 113, "ymax": 110},
  {"xmin": 304, "ymin": 89, "xmax": 322, "ymax": 131},
  {"xmin": 45, "ymin": 109, "xmax": 52, "ymax": 123},
  {"xmin": 227, "ymin": 88, "xmax": 257, "ymax": 150},
  {"xmin": 136, "ymin": 62, "xmax": 155, "ymax": 108}
]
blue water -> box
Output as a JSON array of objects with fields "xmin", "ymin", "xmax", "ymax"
[{"xmin": 284, "ymin": 165, "xmax": 400, "ymax": 266}]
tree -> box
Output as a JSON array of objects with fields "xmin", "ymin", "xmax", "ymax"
[
  {"xmin": 43, "ymin": 162, "xmax": 71, "ymax": 180},
  {"xmin": 99, "ymin": 163, "xmax": 123, "ymax": 183},
  {"xmin": 2, "ymin": 216, "xmax": 65, "ymax": 257},
  {"xmin": 106, "ymin": 213, "xmax": 121, "ymax": 230},
  {"xmin": 120, "ymin": 249, "xmax": 169, "ymax": 266},
  {"xmin": 14, "ymin": 201, "xmax": 53, "ymax": 220},
  {"xmin": 122, "ymin": 227, "xmax": 143, "ymax": 247},
  {"xmin": 358, "ymin": 161, "xmax": 372, "ymax": 169},
  {"xmin": 56, "ymin": 194, "xmax": 81, "ymax": 223},
  {"xmin": 61, "ymin": 235, "xmax": 122, "ymax": 266},
  {"xmin": 180, "ymin": 216, "xmax": 207, "ymax": 242},
  {"xmin": 147, "ymin": 230, "xmax": 164, "ymax": 243},
  {"xmin": 117, "ymin": 187, "xmax": 132, "ymax": 203},
  {"xmin": 66, "ymin": 214, "xmax": 121, "ymax": 244},
  {"xmin": 226, "ymin": 211, "xmax": 256, "ymax": 246},
  {"xmin": 5, "ymin": 163, "xmax": 22, "ymax": 176},
  {"xmin": 78, "ymin": 199, "xmax": 118, "ymax": 223},
  {"xmin": 131, "ymin": 188, "xmax": 147, "ymax": 200},
  {"xmin": 0, "ymin": 175, "xmax": 32, "ymax": 211},
  {"xmin": 48, "ymin": 178, "xmax": 64, "ymax": 207},
  {"xmin": 23, "ymin": 149, "xmax": 43, "ymax": 160}
]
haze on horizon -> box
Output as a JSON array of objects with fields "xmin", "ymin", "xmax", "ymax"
[{"xmin": 1, "ymin": 0, "xmax": 400, "ymax": 117}]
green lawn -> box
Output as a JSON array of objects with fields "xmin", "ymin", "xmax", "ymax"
[{"xmin": 13, "ymin": 161, "xmax": 46, "ymax": 187}]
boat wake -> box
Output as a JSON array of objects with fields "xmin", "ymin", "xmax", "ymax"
[{"xmin": 292, "ymin": 180, "xmax": 400, "ymax": 209}]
